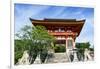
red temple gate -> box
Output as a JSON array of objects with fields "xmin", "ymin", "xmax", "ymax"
[{"xmin": 30, "ymin": 18, "xmax": 85, "ymax": 51}]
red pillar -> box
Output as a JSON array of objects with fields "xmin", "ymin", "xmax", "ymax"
[{"xmin": 65, "ymin": 35, "xmax": 68, "ymax": 50}]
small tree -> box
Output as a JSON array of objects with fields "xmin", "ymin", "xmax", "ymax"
[
  {"xmin": 76, "ymin": 42, "xmax": 91, "ymax": 61},
  {"xmin": 15, "ymin": 25, "xmax": 55, "ymax": 64},
  {"xmin": 31, "ymin": 25, "xmax": 55, "ymax": 63}
]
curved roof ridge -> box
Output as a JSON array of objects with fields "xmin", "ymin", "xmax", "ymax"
[{"xmin": 30, "ymin": 18, "xmax": 85, "ymax": 22}]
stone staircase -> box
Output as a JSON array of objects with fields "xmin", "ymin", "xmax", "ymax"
[{"xmin": 45, "ymin": 53, "xmax": 70, "ymax": 63}]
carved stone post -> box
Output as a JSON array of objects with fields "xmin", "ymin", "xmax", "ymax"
[
  {"xmin": 73, "ymin": 48, "xmax": 78, "ymax": 62},
  {"xmin": 34, "ymin": 54, "xmax": 41, "ymax": 64}
]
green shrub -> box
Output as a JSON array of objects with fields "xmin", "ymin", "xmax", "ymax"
[{"xmin": 54, "ymin": 45, "xmax": 66, "ymax": 53}]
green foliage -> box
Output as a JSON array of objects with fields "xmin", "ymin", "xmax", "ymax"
[
  {"xmin": 76, "ymin": 42, "xmax": 90, "ymax": 49},
  {"xmin": 76, "ymin": 42, "xmax": 91, "ymax": 58},
  {"xmin": 54, "ymin": 44, "xmax": 66, "ymax": 53},
  {"xmin": 15, "ymin": 25, "xmax": 55, "ymax": 64},
  {"xmin": 32, "ymin": 25, "xmax": 55, "ymax": 42},
  {"xmin": 89, "ymin": 48, "xmax": 94, "ymax": 51},
  {"xmin": 40, "ymin": 49, "xmax": 48, "ymax": 63},
  {"xmin": 15, "ymin": 50, "xmax": 23, "ymax": 64},
  {"xmin": 14, "ymin": 40, "xmax": 24, "ymax": 64}
]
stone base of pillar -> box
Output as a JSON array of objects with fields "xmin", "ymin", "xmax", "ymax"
[
  {"xmin": 34, "ymin": 54, "xmax": 41, "ymax": 64},
  {"xmin": 73, "ymin": 48, "xmax": 79, "ymax": 62},
  {"xmin": 17, "ymin": 50, "xmax": 30, "ymax": 65},
  {"xmin": 84, "ymin": 49, "xmax": 92, "ymax": 61},
  {"xmin": 66, "ymin": 49, "xmax": 73, "ymax": 62}
]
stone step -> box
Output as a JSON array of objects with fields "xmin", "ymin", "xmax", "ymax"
[{"xmin": 45, "ymin": 53, "xmax": 69, "ymax": 63}]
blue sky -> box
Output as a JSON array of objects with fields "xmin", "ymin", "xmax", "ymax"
[{"xmin": 14, "ymin": 4, "xmax": 94, "ymax": 47}]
